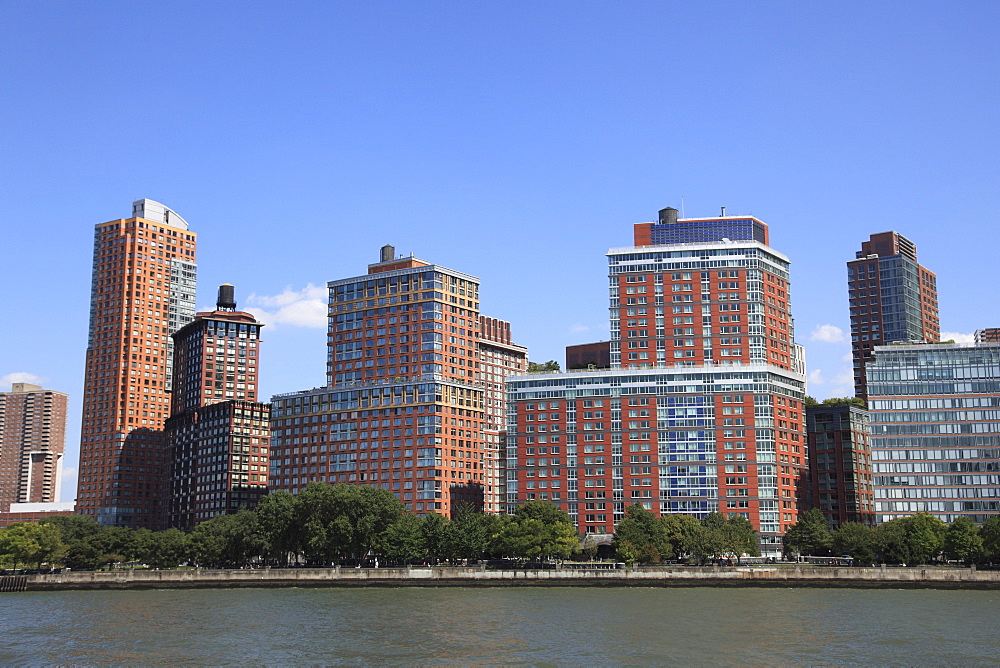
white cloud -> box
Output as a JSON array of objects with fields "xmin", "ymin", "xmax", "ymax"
[
  {"xmin": 569, "ymin": 323, "xmax": 590, "ymax": 333},
  {"xmin": 59, "ymin": 466, "xmax": 78, "ymax": 503},
  {"xmin": 830, "ymin": 368, "xmax": 855, "ymax": 397},
  {"xmin": 810, "ymin": 324, "xmax": 846, "ymax": 343},
  {"xmin": 0, "ymin": 372, "xmax": 47, "ymax": 391},
  {"xmin": 807, "ymin": 366, "xmax": 856, "ymax": 399},
  {"xmin": 245, "ymin": 284, "xmax": 327, "ymax": 328},
  {"xmin": 940, "ymin": 331, "xmax": 975, "ymax": 344}
]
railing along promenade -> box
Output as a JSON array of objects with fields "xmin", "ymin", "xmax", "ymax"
[{"xmin": 8, "ymin": 564, "xmax": 1000, "ymax": 592}]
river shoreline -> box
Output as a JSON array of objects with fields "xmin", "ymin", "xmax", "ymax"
[{"xmin": 7, "ymin": 564, "xmax": 1000, "ymax": 591}]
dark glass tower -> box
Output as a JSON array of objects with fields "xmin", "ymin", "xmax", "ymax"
[{"xmin": 847, "ymin": 232, "xmax": 939, "ymax": 400}]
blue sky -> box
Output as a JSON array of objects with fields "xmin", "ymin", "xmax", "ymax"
[{"xmin": 2, "ymin": 1, "xmax": 997, "ymax": 503}]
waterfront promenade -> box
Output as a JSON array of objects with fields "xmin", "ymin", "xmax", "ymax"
[{"xmin": 10, "ymin": 564, "xmax": 1000, "ymax": 591}]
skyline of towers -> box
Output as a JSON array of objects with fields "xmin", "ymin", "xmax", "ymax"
[
  {"xmin": 165, "ymin": 284, "xmax": 270, "ymax": 530},
  {"xmin": 506, "ymin": 206, "xmax": 808, "ymax": 556},
  {"xmin": 39, "ymin": 199, "xmax": 988, "ymax": 539},
  {"xmin": 76, "ymin": 199, "xmax": 197, "ymax": 529},
  {"xmin": 268, "ymin": 245, "xmax": 527, "ymax": 515},
  {"xmin": 848, "ymin": 231, "xmax": 939, "ymax": 400},
  {"xmin": 0, "ymin": 383, "xmax": 68, "ymax": 512}
]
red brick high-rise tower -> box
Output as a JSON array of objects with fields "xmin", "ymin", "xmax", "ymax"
[
  {"xmin": 268, "ymin": 245, "xmax": 526, "ymax": 516},
  {"xmin": 166, "ymin": 284, "xmax": 270, "ymax": 530},
  {"xmin": 0, "ymin": 383, "xmax": 68, "ymax": 511},
  {"xmin": 506, "ymin": 206, "xmax": 808, "ymax": 557},
  {"xmin": 76, "ymin": 200, "xmax": 197, "ymax": 529}
]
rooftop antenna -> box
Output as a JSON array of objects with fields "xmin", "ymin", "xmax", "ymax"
[{"xmin": 680, "ymin": 196, "xmax": 685, "ymax": 219}]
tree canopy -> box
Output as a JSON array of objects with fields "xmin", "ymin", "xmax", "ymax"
[
  {"xmin": 0, "ymin": 522, "xmax": 65, "ymax": 569},
  {"xmin": 783, "ymin": 508, "xmax": 833, "ymax": 557},
  {"xmin": 803, "ymin": 396, "xmax": 866, "ymax": 408},
  {"xmin": 613, "ymin": 510, "xmax": 760, "ymax": 564},
  {"xmin": 11, "ymin": 486, "xmax": 1000, "ymax": 571}
]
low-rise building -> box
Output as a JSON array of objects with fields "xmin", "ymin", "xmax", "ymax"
[
  {"xmin": 0, "ymin": 501, "xmax": 76, "ymax": 529},
  {"xmin": 565, "ymin": 342, "xmax": 612, "ymax": 369},
  {"xmin": 805, "ymin": 402, "xmax": 875, "ymax": 527}
]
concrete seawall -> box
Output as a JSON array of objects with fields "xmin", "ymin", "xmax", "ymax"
[{"xmin": 11, "ymin": 565, "xmax": 1000, "ymax": 591}]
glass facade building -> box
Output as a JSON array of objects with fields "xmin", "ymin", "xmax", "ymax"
[
  {"xmin": 868, "ymin": 341, "xmax": 1000, "ymax": 523},
  {"xmin": 848, "ymin": 232, "xmax": 938, "ymax": 399}
]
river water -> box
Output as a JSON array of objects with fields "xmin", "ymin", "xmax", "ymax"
[{"xmin": 2, "ymin": 587, "xmax": 998, "ymax": 665}]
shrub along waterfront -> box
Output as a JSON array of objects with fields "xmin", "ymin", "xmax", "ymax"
[
  {"xmin": 611, "ymin": 504, "xmax": 761, "ymax": 565},
  {"xmin": 3, "ymin": 483, "xmax": 999, "ymax": 571},
  {"xmin": 0, "ymin": 483, "xmax": 579, "ymax": 570},
  {"xmin": 782, "ymin": 507, "xmax": 1000, "ymax": 566}
]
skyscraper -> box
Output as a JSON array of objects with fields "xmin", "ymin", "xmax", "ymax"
[
  {"xmin": 868, "ymin": 339, "xmax": 1000, "ymax": 524},
  {"xmin": 166, "ymin": 284, "xmax": 270, "ymax": 530},
  {"xmin": 848, "ymin": 232, "xmax": 939, "ymax": 400},
  {"xmin": 0, "ymin": 383, "xmax": 68, "ymax": 512},
  {"xmin": 268, "ymin": 245, "xmax": 527, "ymax": 516},
  {"xmin": 76, "ymin": 199, "xmax": 197, "ymax": 529},
  {"xmin": 506, "ymin": 206, "xmax": 808, "ymax": 557},
  {"xmin": 477, "ymin": 316, "xmax": 529, "ymax": 513}
]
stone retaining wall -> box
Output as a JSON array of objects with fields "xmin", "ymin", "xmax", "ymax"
[{"xmin": 13, "ymin": 565, "xmax": 1000, "ymax": 591}]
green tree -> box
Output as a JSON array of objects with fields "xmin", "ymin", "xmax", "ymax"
[
  {"xmin": 41, "ymin": 515, "xmax": 112, "ymax": 571},
  {"xmin": 900, "ymin": 513, "xmax": 947, "ymax": 563},
  {"xmin": 693, "ymin": 512, "xmax": 729, "ymax": 562},
  {"xmin": 497, "ymin": 517, "xmax": 546, "ymax": 560},
  {"xmin": 804, "ymin": 396, "xmax": 866, "ymax": 408},
  {"xmin": 874, "ymin": 520, "xmax": 918, "ymax": 565},
  {"xmin": 419, "ymin": 512, "xmax": 451, "ymax": 564},
  {"xmin": 527, "ymin": 360, "xmax": 561, "ymax": 372},
  {"xmin": 40, "ymin": 515, "xmax": 104, "ymax": 544},
  {"xmin": 659, "ymin": 513, "xmax": 704, "ymax": 561},
  {"xmin": 447, "ymin": 503, "xmax": 502, "ymax": 561},
  {"xmin": 378, "ymin": 513, "xmax": 426, "ymax": 564},
  {"xmin": 138, "ymin": 529, "xmax": 189, "ymax": 569},
  {"xmin": 875, "ymin": 514, "xmax": 947, "ymax": 565},
  {"xmin": 979, "ymin": 516, "xmax": 1000, "ymax": 563},
  {"xmin": 613, "ymin": 504, "xmax": 671, "ymax": 564},
  {"xmin": 61, "ymin": 537, "xmax": 107, "ymax": 571},
  {"xmin": 501, "ymin": 501, "xmax": 579, "ymax": 561},
  {"xmin": 782, "ymin": 508, "xmax": 833, "ymax": 557},
  {"xmin": 831, "ymin": 522, "xmax": 876, "ymax": 564},
  {"xmin": 721, "ymin": 516, "xmax": 760, "ymax": 563},
  {"xmin": 188, "ymin": 520, "xmax": 227, "ymax": 566},
  {"xmin": 943, "ymin": 517, "xmax": 983, "ymax": 565},
  {"xmin": 295, "ymin": 483, "xmax": 405, "ymax": 564},
  {"xmin": 189, "ymin": 510, "xmax": 263, "ymax": 567},
  {"xmin": 254, "ymin": 490, "xmax": 302, "ymax": 565},
  {"xmin": 615, "ymin": 540, "xmax": 637, "ymax": 566},
  {"xmin": 99, "ymin": 526, "xmax": 139, "ymax": 565},
  {"xmin": 0, "ymin": 522, "xmax": 66, "ymax": 569}
]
